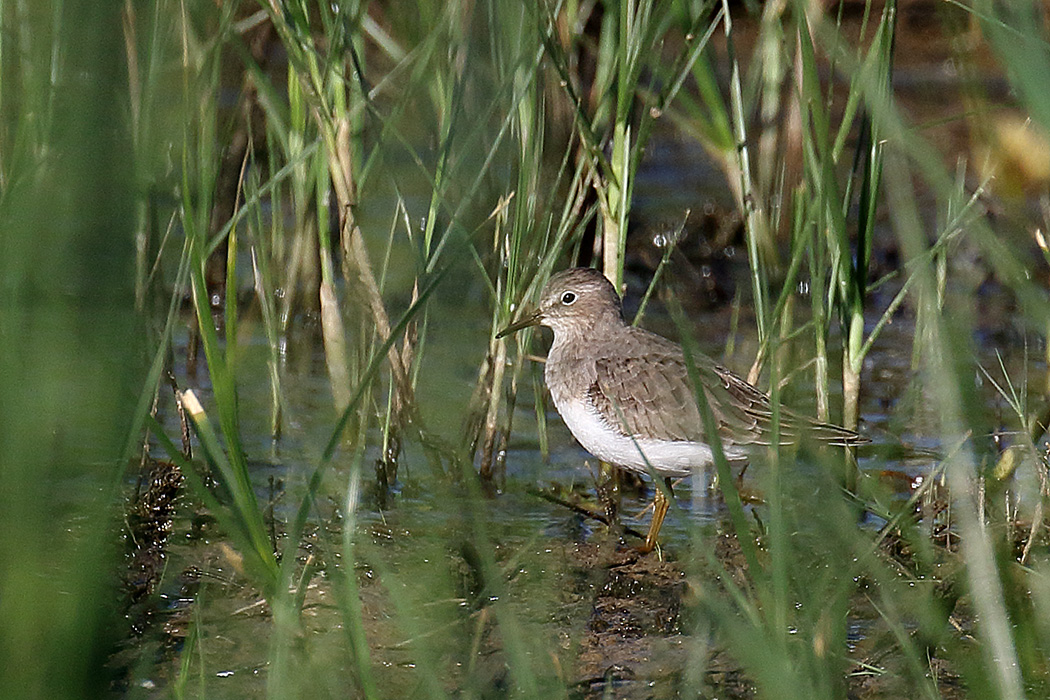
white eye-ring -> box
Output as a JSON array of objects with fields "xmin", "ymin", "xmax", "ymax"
[{"xmin": 560, "ymin": 291, "xmax": 577, "ymax": 305}]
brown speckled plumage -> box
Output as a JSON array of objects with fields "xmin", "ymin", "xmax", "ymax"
[
  {"xmin": 499, "ymin": 267, "xmax": 864, "ymax": 550},
  {"xmin": 501, "ymin": 267, "xmax": 862, "ymax": 472}
]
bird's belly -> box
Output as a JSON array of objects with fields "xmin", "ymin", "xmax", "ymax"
[{"xmin": 555, "ymin": 399, "xmax": 716, "ymax": 478}]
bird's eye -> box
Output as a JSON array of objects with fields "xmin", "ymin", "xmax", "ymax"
[{"xmin": 560, "ymin": 291, "xmax": 577, "ymax": 305}]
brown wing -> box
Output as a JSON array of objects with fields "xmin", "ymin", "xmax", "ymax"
[
  {"xmin": 588, "ymin": 330, "xmax": 864, "ymax": 448},
  {"xmin": 710, "ymin": 364, "xmax": 867, "ymax": 445},
  {"xmin": 587, "ymin": 333, "xmax": 766, "ymax": 449},
  {"xmin": 590, "ymin": 352, "xmax": 706, "ymax": 442}
]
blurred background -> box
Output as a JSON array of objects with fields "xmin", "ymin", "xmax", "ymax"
[{"xmin": 2, "ymin": 1, "xmax": 1050, "ymax": 698}]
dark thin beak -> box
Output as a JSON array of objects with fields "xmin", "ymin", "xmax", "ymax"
[{"xmin": 496, "ymin": 308, "xmax": 542, "ymax": 338}]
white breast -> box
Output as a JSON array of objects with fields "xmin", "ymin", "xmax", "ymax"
[{"xmin": 555, "ymin": 398, "xmax": 726, "ymax": 478}]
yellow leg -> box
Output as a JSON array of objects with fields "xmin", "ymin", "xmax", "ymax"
[{"xmin": 640, "ymin": 478, "xmax": 673, "ymax": 553}]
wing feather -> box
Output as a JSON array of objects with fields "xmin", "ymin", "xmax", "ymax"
[{"xmin": 586, "ymin": 329, "xmax": 864, "ymax": 449}]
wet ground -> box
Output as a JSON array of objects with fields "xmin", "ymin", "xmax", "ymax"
[{"xmin": 114, "ymin": 2, "xmax": 1050, "ymax": 697}]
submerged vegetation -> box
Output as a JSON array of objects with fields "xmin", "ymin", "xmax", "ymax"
[{"xmin": 2, "ymin": 0, "xmax": 1050, "ymax": 697}]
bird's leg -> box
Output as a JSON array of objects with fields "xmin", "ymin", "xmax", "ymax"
[{"xmin": 640, "ymin": 477, "xmax": 674, "ymax": 554}]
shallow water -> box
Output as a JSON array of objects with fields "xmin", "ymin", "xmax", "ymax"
[
  {"xmin": 124, "ymin": 10, "xmax": 1050, "ymax": 695},
  {"xmin": 127, "ymin": 237, "xmax": 1049, "ymax": 697}
]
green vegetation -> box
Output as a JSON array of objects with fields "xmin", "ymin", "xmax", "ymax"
[{"xmin": 2, "ymin": 0, "xmax": 1050, "ymax": 698}]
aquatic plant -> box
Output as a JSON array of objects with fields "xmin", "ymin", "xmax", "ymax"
[{"xmin": 3, "ymin": 1, "xmax": 1050, "ymax": 699}]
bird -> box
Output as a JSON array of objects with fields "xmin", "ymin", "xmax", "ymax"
[{"xmin": 498, "ymin": 267, "xmax": 864, "ymax": 552}]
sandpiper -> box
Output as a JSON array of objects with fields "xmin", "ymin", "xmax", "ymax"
[{"xmin": 499, "ymin": 267, "xmax": 863, "ymax": 551}]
